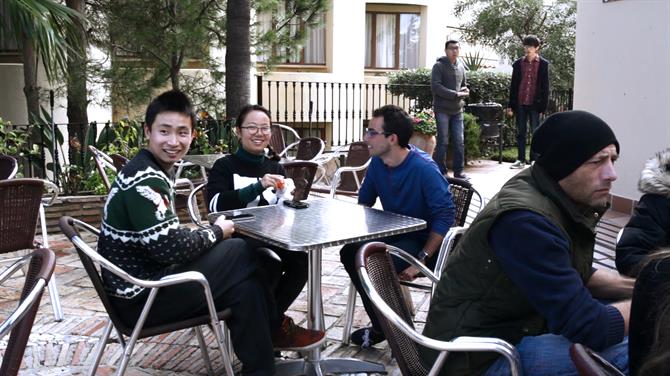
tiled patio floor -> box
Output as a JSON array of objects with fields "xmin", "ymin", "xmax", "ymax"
[{"xmin": 0, "ymin": 160, "xmax": 628, "ymax": 375}]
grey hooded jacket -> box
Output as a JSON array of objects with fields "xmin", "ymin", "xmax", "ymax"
[{"xmin": 431, "ymin": 56, "xmax": 467, "ymax": 115}]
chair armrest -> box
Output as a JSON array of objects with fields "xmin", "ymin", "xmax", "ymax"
[
  {"xmin": 41, "ymin": 179, "xmax": 60, "ymax": 206},
  {"xmin": 386, "ymin": 245, "xmax": 439, "ymax": 284},
  {"xmin": 188, "ymin": 184, "xmax": 206, "ymax": 228},
  {"xmin": 329, "ymin": 159, "xmax": 370, "ymax": 197}
]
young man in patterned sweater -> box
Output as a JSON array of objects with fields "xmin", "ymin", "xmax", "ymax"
[{"xmin": 97, "ymin": 90, "xmax": 320, "ymax": 375}]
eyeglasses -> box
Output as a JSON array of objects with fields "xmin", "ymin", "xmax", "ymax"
[
  {"xmin": 240, "ymin": 125, "xmax": 272, "ymax": 135},
  {"xmin": 365, "ymin": 128, "xmax": 392, "ymax": 137}
]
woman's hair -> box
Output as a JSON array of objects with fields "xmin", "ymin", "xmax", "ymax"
[
  {"xmin": 638, "ymin": 250, "xmax": 670, "ymax": 376},
  {"xmin": 234, "ymin": 104, "xmax": 271, "ymax": 128}
]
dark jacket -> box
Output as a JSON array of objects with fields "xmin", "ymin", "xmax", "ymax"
[
  {"xmin": 616, "ymin": 149, "xmax": 670, "ymax": 277},
  {"xmin": 420, "ymin": 166, "xmax": 610, "ymax": 375},
  {"xmin": 431, "ymin": 56, "xmax": 467, "ymax": 115},
  {"xmin": 508, "ymin": 56, "xmax": 550, "ymax": 113}
]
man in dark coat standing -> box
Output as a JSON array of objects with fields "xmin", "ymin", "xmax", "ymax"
[{"xmin": 507, "ymin": 35, "xmax": 550, "ymax": 169}]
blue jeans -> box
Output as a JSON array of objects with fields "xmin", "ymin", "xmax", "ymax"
[
  {"xmin": 484, "ymin": 334, "xmax": 629, "ymax": 376},
  {"xmin": 434, "ymin": 111, "xmax": 464, "ymax": 175},
  {"xmin": 515, "ymin": 105, "xmax": 540, "ymax": 162}
]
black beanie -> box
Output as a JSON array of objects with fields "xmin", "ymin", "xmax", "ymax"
[{"xmin": 531, "ymin": 110, "xmax": 619, "ymax": 181}]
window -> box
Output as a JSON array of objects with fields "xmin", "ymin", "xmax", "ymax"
[
  {"xmin": 365, "ymin": 11, "xmax": 420, "ymax": 69},
  {"xmin": 257, "ymin": 9, "xmax": 326, "ymax": 65}
]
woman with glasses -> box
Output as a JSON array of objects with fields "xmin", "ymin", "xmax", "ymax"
[{"xmin": 206, "ymin": 104, "xmax": 323, "ymax": 350}]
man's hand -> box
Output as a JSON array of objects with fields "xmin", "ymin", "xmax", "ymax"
[
  {"xmin": 457, "ymin": 88, "xmax": 470, "ymax": 97},
  {"xmin": 399, "ymin": 265, "xmax": 422, "ymax": 281},
  {"xmin": 587, "ymin": 268, "xmax": 635, "ymax": 300},
  {"xmin": 214, "ymin": 216, "xmax": 235, "ymax": 239},
  {"xmin": 260, "ymin": 174, "xmax": 284, "ymax": 189}
]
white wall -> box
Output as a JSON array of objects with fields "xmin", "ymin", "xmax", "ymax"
[{"xmin": 574, "ymin": 0, "xmax": 670, "ymax": 200}]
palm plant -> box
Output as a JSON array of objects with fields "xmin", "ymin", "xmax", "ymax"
[{"xmin": 0, "ymin": 0, "xmax": 84, "ymax": 124}]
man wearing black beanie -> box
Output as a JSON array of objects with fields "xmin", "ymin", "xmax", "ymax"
[{"xmin": 421, "ymin": 110, "xmax": 634, "ymax": 375}]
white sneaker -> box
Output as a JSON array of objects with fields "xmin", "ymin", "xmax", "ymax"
[{"xmin": 510, "ymin": 160, "xmax": 526, "ymax": 169}]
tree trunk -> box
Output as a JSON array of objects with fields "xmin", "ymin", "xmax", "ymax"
[
  {"xmin": 225, "ymin": 0, "xmax": 251, "ymax": 120},
  {"xmin": 21, "ymin": 38, "xmax": 43, "ymax": 177},
  {"xmin": 170, "ymin": 51, "xmax": 182, "ymax": 90},
  {"xmin": 65, "ymin": 0, "xmax": 88, "ymax": 167}
]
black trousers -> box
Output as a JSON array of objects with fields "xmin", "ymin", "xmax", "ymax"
[
  {"xmin": 110, "ymin": 238, "xmax": 276, "ymax": 376},
  {"xmin": 340, "ymin": 233, "xmax": 434, "ymax": 333}
]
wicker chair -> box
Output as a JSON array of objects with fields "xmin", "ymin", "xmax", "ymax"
[
  {"xmin": 341, "ymin": 177, "xmax": 482, "ymax": 344},
  {"xmin": 311, "ymin": 141, "xmax": 371, "ymax": 197},
  {"xmin": 0, "ymin": 154, "xmax": 18, "ymax": 180},
  {"xmin": 0, "ymin": 178, "xmax": 63, "ymax": 321},
  {"xmin": 269, "ymin": 123, "xmax": 301, "ymax": 158},
  {"xmin": 59, "ymin": 216, "xmax": 235, "ymax": 376},
  {"xmin": 570, "ymin": 344, "xmax": 625, "ymax": 376},
  {"xmin": 0, "ymin": 248, "xmax": 56, "ymax": 376},
  {"xmin": 356, "ymin": 242, "xmax": 521, "ymax": 376}
]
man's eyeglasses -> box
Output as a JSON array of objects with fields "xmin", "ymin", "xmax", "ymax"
[
  {"xmin": 364, "ymin": 128, "xmax": 392, "ymax": 137},
  {"xmin": 240, "ymin": 125, "xmax": 272, "ymax": 135}
]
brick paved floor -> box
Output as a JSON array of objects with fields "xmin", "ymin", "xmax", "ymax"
[{"xmin": 0, "ymin": 160, "xmax": 627, "ymax": 375}]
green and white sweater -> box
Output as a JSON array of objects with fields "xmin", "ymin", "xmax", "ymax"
[{"xmin": 98, "ymin": 149, "xmax": 223, "ymax": 299}]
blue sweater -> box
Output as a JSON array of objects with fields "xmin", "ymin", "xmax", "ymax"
[
  {"xmin": 490, "ymin": 210, "xmax": 626, "ymax": 350},
  {"xmin": 358, "ymin": 145, "xmax": 455, "ymax": 236}
]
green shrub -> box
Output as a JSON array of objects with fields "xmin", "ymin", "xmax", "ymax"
[
  {"xmin": 387, "ymin": 68, "xmax": 432, "ymax": 111},
  {"xmin": 464, "ymin": 112, "xmax": 481, "ymax": 160},
  {"xmin": 466, "ymin": 71, "xmax": 511, "ymax": 105}
]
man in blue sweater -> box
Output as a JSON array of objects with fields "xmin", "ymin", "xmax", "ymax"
[
  {"xmin": 340, "ymin": 105, "xmax": 456, "ymax": 347},
  {"xmin": 422, "ymin": 111, "xmax": 634, "ymax": 375}
]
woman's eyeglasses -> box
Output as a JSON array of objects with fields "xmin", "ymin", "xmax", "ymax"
[{"xmin": 240, "ymin": 125, "xmax": 272, "ymax": 135}]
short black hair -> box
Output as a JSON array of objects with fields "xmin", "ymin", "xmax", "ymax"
[
  {"xmin": 145, "ymin": 90, "xmax": 196, "ymax": 130},
  {"xmin": 522, "ymin": 35, "xmax": 541, "ymax": 48},
  {"xmin": 235, "ymin": 104, "xmax": 272, "ymax": 128},
  {"xmin": 371, "ymin": 105, "xmax": 413, "ymax": 148},
  {"xmin": 445, "ymin": 40, "xmax": 460, "ymax": 50}
]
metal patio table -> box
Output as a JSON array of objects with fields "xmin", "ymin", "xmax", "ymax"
[
  {"xmin": 183, "ymin": 153, "xmax": 225, "ymax": 170},
  {"xmin": 210, "ymin": 197, "xmax": 426, "ymax": 375}
]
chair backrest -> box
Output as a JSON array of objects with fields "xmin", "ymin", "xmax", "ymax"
[
  {"xmin": 570, "ymin": 344, "xmax": 626, "ymax": 376},
  {"xmin": 270, "ymin": 123, "xmax": 301, "ymax": 157},
  {"xmin": 0, "ymin": 248, "xmax": 56, "ymax": 376},
  {"xmin": 294, "ymin": 137, "xmax": 325, "ymax": 161},
  {"xmin": 58, "ymin": 216, "xmax": 134, "ymax": 335},
  {"xmin": 338, "ymin": 141, "xmax": 370, "ymax": 192},
  {"xmin": 0, "ymin": 179, "xmax": 45, "ymax": 254},
  {"xmin": 0, "ymin": 154, "xmax": 18, "ymax": 180},
  {"xmin": 110, "ymin": 154, "xmax": 129, "ymax": 171},
  {"xmin": 88, "ymin": 145, "xmax": 116, "ymax": 191},
  {"xmin": 446, "ymin": 177, "xmax": 476, "ymax": 227},
  {"xmin": 356, "ymin": 242, "xmax": 427, "ymax": 376},
  {"xmin": 282, "ymin": 161, "xmax": 319, "ymax": 201}
]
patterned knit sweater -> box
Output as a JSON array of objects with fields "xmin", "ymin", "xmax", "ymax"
[{"xmin": 98, "ymin": 149, "xmax": 223, "ymax": 299}]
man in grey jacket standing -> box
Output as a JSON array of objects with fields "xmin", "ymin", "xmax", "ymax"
[{"xmin": 431, "ymin": 40, "xmax": 469, "ymax": 179}]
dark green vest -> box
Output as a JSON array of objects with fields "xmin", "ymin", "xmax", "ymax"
[{"xmin": 420, "ymin": 166, "xmax": 607, "ymax": 375}]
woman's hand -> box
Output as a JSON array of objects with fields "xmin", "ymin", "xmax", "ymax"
[
  {"xmin": 214, "ymin": 216, "xmax": 235, "ymax": 239},
  {"xmin": 260, "ymin": 174, "xmax": 285, "ymax": 189}
]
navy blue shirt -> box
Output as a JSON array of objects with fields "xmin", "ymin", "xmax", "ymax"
[{"xmin": 489, "ymin": 210, "xmax": 625, "ymax": 350}]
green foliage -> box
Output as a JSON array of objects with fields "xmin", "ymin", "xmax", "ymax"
[
  {"xmin": 462, "ymin": 51, "xmax": 486, "ymax": 72},
  {"xmin": 83, "ymin": 168, "xmax": 114, "ymax": 195},
  {"xmin": 463, "ymin": 112, "xmax": 481, "ymax": 160},
  {"xmin": 95, "ymin": 119, "xmax": 143, "ymax": 158},
  {"xmin": 466, "ymin": 71, "xmax": 511, "ymax": 105},
  {"xmin": 0, "ymin": 118, "xmax": 40, "ymax": 158},
  {"xmin": 388, "ymin": 69, "xmax": 512, "ymax": 111},
  {"xmin": 387, "ymin": 68, "xmax": 432, "ymax": 111},
  {"xmin": 409, "ymin": 109, "xmax": 436, "ymax": 136},
  {"xmin": 454, "ymin": 0, "xmax": 576, "ymax": 89}
]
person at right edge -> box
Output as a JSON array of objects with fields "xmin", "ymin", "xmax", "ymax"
[
  {"xmin": 421, "ymin": 111, "xmax": 633, "ymax": 375},
  {"xmin": 507, "ymin": 35, "xmax": 550, "ymax": 169}
]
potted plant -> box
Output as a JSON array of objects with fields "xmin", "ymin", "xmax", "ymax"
[{"xmin": 409, "ymin": 108, "xmax": 437, "ymax": 155}]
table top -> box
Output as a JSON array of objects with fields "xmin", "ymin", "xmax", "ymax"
[
  {"xmin": 183, "ymin": 154, "xmax": 226, "ymax": 169},
  {"xmin": 209, "ymin": 198, "xmax": 426, "ymax": 252}
]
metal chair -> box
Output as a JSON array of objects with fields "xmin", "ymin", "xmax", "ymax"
[
  {"xmin": 569, "ymin": 343, "xmax": 625, "ymax": 376},
  {"xmin": 58, "ymin": 216, "xmax": 235, "ymax": 376},
  {"xmin": 269, "ymin": 123, "xmax": 301, "ymax": 158},
  {"xmin": 0, "ymin": 178, "xmax": 63, "ymax": 321},
  {"xmin": 356, "ymin": 242, "xmax": 521, "ymax": 376},
  {"xmin": 311, "ymin": 141, "xmax": 371, "ymax": 197},
  {"xmin": 0, "ymin": 154, "xmax": 18, "ymax": 180},
  {"xmin": 341, "ymin": 177, "xmax": 482, "ymax": 344},
  {"xmin": 0, "ymin": 248, "xmax": 56, "ymax": 376},
  {"xmin": 89, "ymin": 145, "xmax": 117, "ymax": 191}
]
